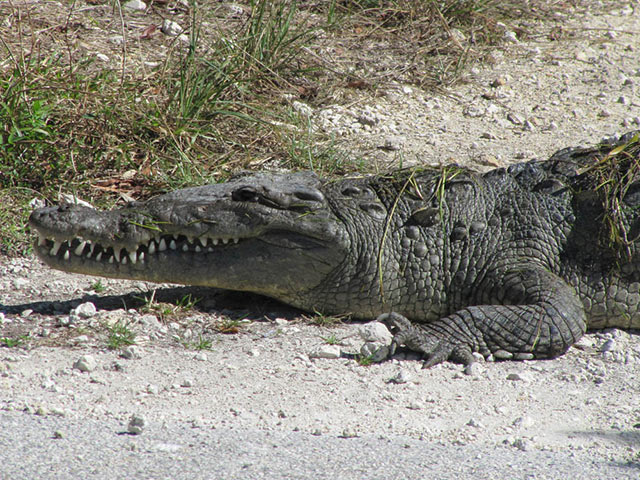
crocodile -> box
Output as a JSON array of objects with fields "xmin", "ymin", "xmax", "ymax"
[{"xmin": 29, "ymin": 132, "xmax": 640, "ymax": 366}]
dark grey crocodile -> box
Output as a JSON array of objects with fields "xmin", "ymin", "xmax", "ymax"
[{"xmin": 29, "ymin": 132, "xmax": 640, "ymax": 366}]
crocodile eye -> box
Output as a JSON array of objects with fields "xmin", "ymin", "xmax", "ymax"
[{"xmin": 232, "ymin": 187, "xmax": 260, "ymax": 202}]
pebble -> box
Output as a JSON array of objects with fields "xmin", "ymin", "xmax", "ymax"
[
  {"xmin": 292, "ymin": 101, "xmax": 312, "ymax": 117},
  {"xmin": 387, "ymin": 370, "xmax": 411, "ymax": 384},
  {"xmin": 127, "ymin": 415, "xmax": 145, "ymax": 435},
  {"xmin": 146, "ymin": 384, "xmax": 159, "ymax": 395},
  {"xmin": 124, "ymin": 0, "xmax": 146, "ymax": 10},
  {"xmin": 12, "ymin": 278, "xmax": 28, "ymax": 289},
  {"xmin": 73, "ymin": 302, "xmax": 97, "ymax": 319},
  {"xmin": 181, "ymin": 378, "xmax": 194, "ymax": 388},
  {"xmin": 380, "ymin": 135, "xmax": 405, "ymax": 151},
  {"xmin": 73, "ymin": 355, "xmax": 97, "ymax": 372},
  {"xmin": 467, "ymin": 418, "xmax": 484, "ymax": 428},
  {"xmin": 360, "ymin": 342, "xmax": 390, "ymax": 363},
  {"xmin": 95, "ymin": 53, "xmax": 109, "ymax": 62},
  {"xmin": 161, "ymin": 19, "xmax": 183, "ymax": 36},
  {"xmin": 506, "ymin": 113, "xmax": 523, "ymax": 125},
  {"xmin": 120, "ymin": 346, "xmax": 142, "ymax": 360},
  {"xmin": 506, "ymin": 371, "xmax": 533, "ymax": 382},
  {"xmin": 513, "ymin": 416, "xmax": 535, "ymax": 428},
  {"xmin": 309, "ymin": 345, "xmax": 341, "ymax": 359},
  {"xmin": 600, "ymin": 339, "xmax": 616, "ymax": 353},
  {"xmin": 194, "ymin": 352, "xmax": 208, "ymax": 361},
  {"xmin": 359, "ymin": 321, "xmax": 393, "ymax": 343}
]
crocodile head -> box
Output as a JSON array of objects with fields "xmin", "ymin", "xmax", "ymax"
[{"xmin": 29, "ymin": 171, "xmax": 349, "ymax": 305}]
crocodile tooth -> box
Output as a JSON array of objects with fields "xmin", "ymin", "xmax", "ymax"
[
  {"xmin": 87, "ymin": 242, "xmax": 95, "ymax": 256},
  {"xmin": 129, "ymin": 251, "xmax": 137, "ymax": 264},
  {"xmin": 207, "ymin": 247, "xmax": 214, "ymax": 252},
  {"xmin": 158, "ymin": 238, "xmax": 167, "ymax": 252},
  {"xmin": 173, "ymin": 234, "xmax": 179, "ymax": 241},
  {"xmin": 148, "ymin": 241, "xmax": 156, "ymax": 255},
  {"xmin": 170, "ymin": 239, "xmax": 177, "ymax": 250},
  {"xmin": 195, "ymin": 245, "xmax": 202, "ymax": 253},
  {"xmin": 186, "ymin": 235, "xmax": 194, "ymax": 244},
  {"xmin": 212, "ymin": 238, "xmax": 219, "ymax": 246},
  {"xmin": 108, "ymin": 256, "xmax": 114, "ymax": 264},
  {"xmin": 222, "ymin": 238, "xmax": 229, "ymax": 245},
  {"xmin": 63, "ymin": 250, "xmax": 70, "ymax": 261},
  {"xmin": 182, "ymin": 244, "xmax": 189, "ymax": 252},
  {"xmin": 38, "ymin": 235, "xmax": 47, "ymax": 246},
  {"xmin": 95, "ymin": 252, "xmax": 103, "ymax": 262},
  {"xmin": 74, "ymin": 241, "xmax": 86, "ymax": 256},
  {"xmin": 113, "ymin": 248, "xmax": 122, "ymax": 263},
  {"xmin": 50, "ymin": 241, "xmax": 62, "ymax": 256},
  {"xmin": 198, "ymin": 237, "xmax": 207, "ymax": 247},
  {"xmin": 122, "ymin": 256, "xmax": 128, "ymax": 264},
  {"xmin": 139, "ymin": 252, "xmax": 145, "ymax": 263},
  {"xmin": 233, "ymin": 238, "xmax": 239, "ymax": 244}
]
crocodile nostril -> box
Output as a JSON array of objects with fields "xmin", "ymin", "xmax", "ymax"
[{"xmin": 232, "ymin": 187, "xmax": 260, "ymax": 202}]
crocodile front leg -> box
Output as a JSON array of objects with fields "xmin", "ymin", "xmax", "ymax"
[{"xmin": 378, "ymin": 267, "xmax": 587, "ymax": 367}]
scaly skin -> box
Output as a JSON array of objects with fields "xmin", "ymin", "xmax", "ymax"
[{"xmin": 29, "ymin": 132, "xmax": 640, "ymax": 366}]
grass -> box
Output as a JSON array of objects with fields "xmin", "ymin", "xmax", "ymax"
[
  {"xmin": 305, "ymin": 311, "xmax": 346, "ymax": 327},
  {"xmin": 0, "ymin": 0, "xmax": 582, "ymax": 254},
  {"xmin": 135, "ymin": 291, "xmax": 200, "ymax": 321},
  {"xmin": 0, "ymin": 335, "xmax": 28, "ymax": 348},
  {"xmin": 105, "ymin": 321, "xmax": 137, "ymax": 350}
]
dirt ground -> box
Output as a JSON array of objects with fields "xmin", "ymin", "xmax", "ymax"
[{"xmin": 1, "ymin": 2, "xmax": 640, "ymax": 479}]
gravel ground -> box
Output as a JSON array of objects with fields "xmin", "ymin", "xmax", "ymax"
[{"xmin": 2, "ymin": 3, "xmax": 640, "ymax": 479}]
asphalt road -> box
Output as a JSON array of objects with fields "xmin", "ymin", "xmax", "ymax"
[{"xmin": 2, "ymin": 411, "xmax": 638, "ymax": 480}]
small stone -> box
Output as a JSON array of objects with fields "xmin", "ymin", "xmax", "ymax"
[
  {"xmin": 491, "ymin": 77, "xmax": 506, "ymax": 88},
  {"xmin": 598, "ymin": 109, "xmax": 611, "ymax": 118},
  {"xmin": 146, "ymin": 384, "xmax": 159, "ymax": 395},
  {"xmin": 467, "ymin": 418, "xmax": 483, "ymax": 428},
  {"xmin": 274, "ymin": 317, "xmax": 288, "ymax": 326},
  {"xmin": 53, "ymin": 431, "xmax": 64, "ymax": 439},
  {"xmin": 360, "ymin": 342, "xmax": 390, "ymax": 363},
  {"xmin": 507, "ymin": 113, "xmax": 523, "ymax": 125},
  {"xmin": 194, "ymin": 352, "xmax": 208, "ymax": 361},
  {"xmin": 181, "ymin": 378, "xmax": 194, "ymax": 388},
  {"xmin": 388, "ymin": 370, "xmax": 411, "ymax": 384},
  {"xmin": 600, "ymin": 339, "xmax": 616, "ymax": 353},
  {"xmin": 506, "ymin": 371, "xmax": 533, "ymax": 382},
  {"xmin": 359, "ymin": 322, "xmax": 393, "ymax": 343},
  {"xmin": 618, "ymin": 96, "xmax": 629, "ymax": 105},
  {"xmin": 575, "ymin": 51, "xmax": 589, "ymax": 62},
  {"xmin": 73, "ymin": 302, "xmax": 97, "ymax": 319},
  {"xmin": 73, "ymin": 355, "xmax": 97, "ymax": 372},
  {"xmin": 380, "ymin": 135, "xmax": 405, "ymax": 151},
  {"xmin": 523, "ymin": 120, "xmax": 534, "ymax": 131},
  {"xmin": 124, "ymin": 0, "xmax": 146, "ymax": 10},
  {"xmin": 513, "ymin": 416, "xmax": 535, "ymax": 428},
  {"xmin": 12, "ymin": 278, "xmax": 28, "ymax": 289},
  {"xmin": 480, "ymin": 132, "xmax": 497, "ymax": 140},
  {"xmin": 464, "ymin": 362, "xmax": 481, "ymax": 376},
  {"xmin": 120, "ymin": 346, "xmax": 142, "ymax": 360},
  {"xmin": 292, "ymin": 101, "xmax": 312, "ymax": 117},
  {"xmin": 604, "ymin": 30, "xmax": 617, "ymax": 40},
  {"xmin": 95, "ymin": 53, "xmax": 109, "ymax": 62},
  {"xmin": 503, "ymin": 30, "xmax": 518, "ymax": 43},
  {"xmin": 309, "ymin": 345, "xmax": 341, "ymax": 359},
  {"xmin": 127, "ymin": 415, "xmax": 145, "ymax": 435},
  {"xmin": 161, "ymin": 19, "xmax": 183, "ymax": 36}
]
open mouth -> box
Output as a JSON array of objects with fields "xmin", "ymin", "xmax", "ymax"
[{"xmin": 34, "ymin": 233, "xmax": 242, "ymax": 266}]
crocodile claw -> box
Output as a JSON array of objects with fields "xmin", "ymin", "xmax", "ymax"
[{"xmin": 377, "ymin": 312, "xmax": 475, "ymax": 368}]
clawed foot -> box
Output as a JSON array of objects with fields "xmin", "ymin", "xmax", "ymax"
[{"xmin": 377, "ymin": 312, "xmax": 475, "ymax": 368}]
